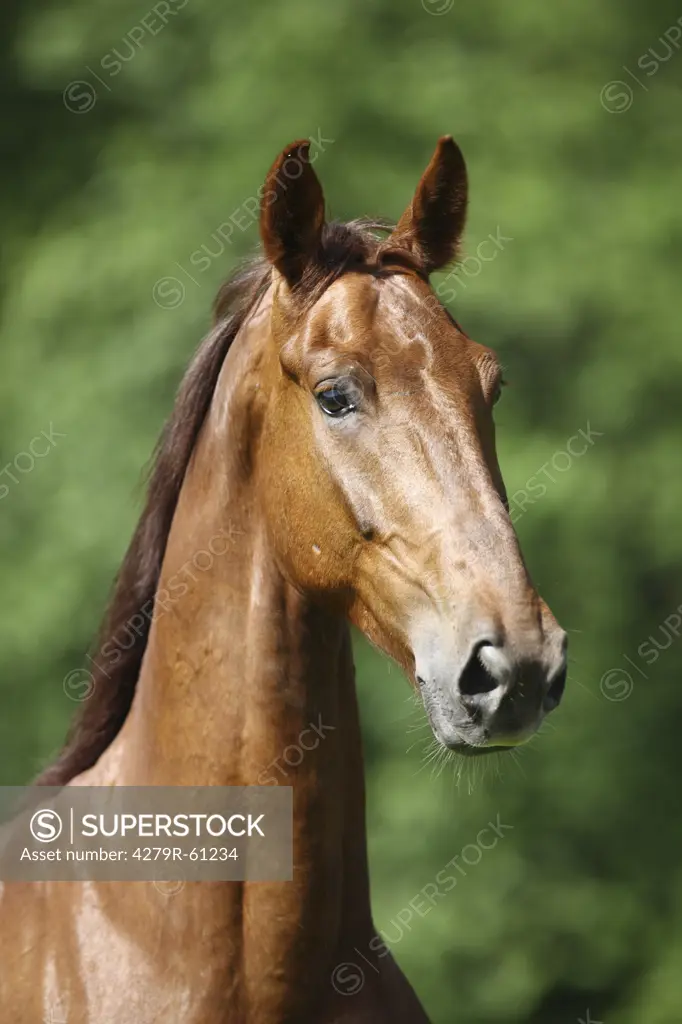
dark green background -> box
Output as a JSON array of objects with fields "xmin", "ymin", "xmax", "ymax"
[{"xmin": 2, "ymin": 0, "xmax": 681, "ymax": 1020}]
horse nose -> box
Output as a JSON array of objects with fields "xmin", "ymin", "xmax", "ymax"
[
  {"xmin": 456, "ymin": 636, "xmax": 510, "ymax": 699},
  {"xmin": 413, "ymin": 617, "xmax": 567, "ymax": 750},
  {"xmin": 455, "ymin": 632, "xmax": 568, "ymax": 730},
  {"xmin": 543, "ymin": 654, "xmax": 567, "ymax": 712}
]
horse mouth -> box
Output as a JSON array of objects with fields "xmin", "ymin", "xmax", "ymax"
[
  {"xmin": 415, "ymin": 674, "xmax": 536, "ymax": 756},
  {"xmin": 444, "ymin": 742, "xmax": 519, "ymax": 757}
]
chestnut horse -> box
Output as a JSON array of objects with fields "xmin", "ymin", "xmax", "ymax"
[{"xmin": 0, "ymin": 137, "xmax": 567, "ymax": 1023}]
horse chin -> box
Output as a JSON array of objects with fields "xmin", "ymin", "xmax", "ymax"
[
  {"xmin": 444, "ymin": 742, "xmax": 520, "ymax": 758},
  {"xmin": 426, "ymin": 714, "xmax": 535, "ymax": 757}
]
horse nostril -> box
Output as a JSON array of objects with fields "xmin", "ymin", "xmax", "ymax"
[
  {"xmin": 544, "ymin": 663, "xmax": 567, "ymax": 712},
  {"xmin": 458, "ymin": 640, "xmax": 500, "ymax": 697}
]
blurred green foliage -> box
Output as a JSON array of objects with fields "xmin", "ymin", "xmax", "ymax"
[{"xmin": 2, "ymin": 0, "xmax": 682, "ymax": 1020}]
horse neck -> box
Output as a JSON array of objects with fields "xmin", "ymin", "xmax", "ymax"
[{"xmin": 111, "ymin": 292, "xmax": 373, "ymax": 958}]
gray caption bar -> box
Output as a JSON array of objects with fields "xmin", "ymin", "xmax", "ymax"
[{"xmin": 0, "ymin": 786, "xmax": 292, "ymax": 881}]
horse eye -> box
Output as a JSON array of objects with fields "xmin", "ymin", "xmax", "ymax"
[
  {"xmin": 492, "ymin": 377, "xmax": 506, "ymax": 406},
  {"xmin": 315, "ymin": 380, "xmax": 359, "ymax": 417}
]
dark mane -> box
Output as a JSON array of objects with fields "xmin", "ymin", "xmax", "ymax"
[{"xmin": 37, "ymin": 218, "xmax": 395, "ymax": 786}]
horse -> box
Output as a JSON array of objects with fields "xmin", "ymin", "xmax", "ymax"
[{"xmin": 0, "ymin": 136, "xmax": 567, "ymax": 1023}]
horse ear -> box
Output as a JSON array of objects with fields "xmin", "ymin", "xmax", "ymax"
[
  {"xmin": 260, "ymin": 139, "xmax": 325, "ymax": 288},
  {"xmin": 387, "ymin": 136, "xmax": 468, "ymax": 275}
]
